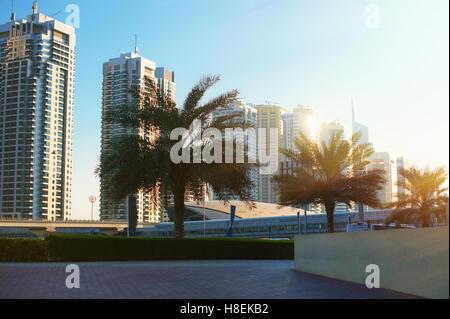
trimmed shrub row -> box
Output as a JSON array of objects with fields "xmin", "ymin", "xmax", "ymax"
[
  {"xmin": 47, "ymin": 235, "xmax": 294, "ymax": 262},
  {"xmin": 0, "ymin": 238, "xmax": 49, "ymax": 262},
  {"xmin": 0, "ymin": 235, "xmax": 294, "ymax": 262}
]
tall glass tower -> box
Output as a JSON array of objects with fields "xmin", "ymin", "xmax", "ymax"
[
  {"xmin": 0, "ymin": 2, "xmax": 76, "ymax": 220},
  {"xmin": 352, "ymin": 104, "xmax": 369, "ymax": 145}
]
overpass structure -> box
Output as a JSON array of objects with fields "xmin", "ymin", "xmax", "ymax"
[
  {"xmin": 0, "ymin": 201, "xmax": 397, "ymax": 239},
  {"xmin": 0, "ymin": 220, "xmax": 150, "ymax": 238}
]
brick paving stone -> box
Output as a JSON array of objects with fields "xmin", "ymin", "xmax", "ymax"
[{"xmin": 0, "ymin": 260, "xmax": 420, "ymax": 299}]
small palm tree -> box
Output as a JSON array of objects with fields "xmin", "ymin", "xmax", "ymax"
[
  {"xmin": 98, "ymin": 75, "xmax": 256, "ymax": 238},
  {"xmin": 385, "ymin": 166, "xmax": 449, "ymax": 227},
  {"xmin": 275, "ymin": 131, "xmax": 385, "ymax": 233}
]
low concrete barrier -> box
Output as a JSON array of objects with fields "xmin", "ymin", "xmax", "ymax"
[{"xmin": 294, "ymin": 227, "xmax": 449, "ymax": 299}]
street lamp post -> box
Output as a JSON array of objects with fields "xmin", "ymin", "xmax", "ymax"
[
  {"xmin": 203, "ymin": 184, "xmax": 208, "ymax": 238},
  {"xmin": 88, "ymin": 196, "xmax": 97, "ymax": 221},
  {"xmin": 303, "ymin": 204, "xmax": 308, "ymax": 235}
]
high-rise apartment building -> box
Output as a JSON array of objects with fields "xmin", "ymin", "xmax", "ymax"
[
  {"xmin": 256, "ymin": 103, "xmax": 289, "ymax": 204},
  {"xmin": 395, "ymin": 157, "xmax": 410, "ymax": 201},
  {"xmin": 283, "ymin": 105, "xmax": 321, "ymax": 212},
  {"xmin": 211, "ymin": 101, "xmax": 259, "ymax": 201},
  {"xmin": 368, "ymin": 152, "xmax": 394, "ymax": 207},
  {"xmin": 293, "ymin": 105, "xmax": 320, "ymax": 142},
  {"xmin": 0, "ymin": 2, "xmax": 76, "ymax": 220},
  {"xmin": 100, "ymin": 51, "xmax": 174, "ymax": 223},
  {"xmin": 155, "ymin": 67, "xmax": 176, "ymax": 103},
  {"xmin": 281, "ymin": 113, "xmax": 294, "ymax": 162},
  {"xmin": 320, "ymin": 121, "xmax": 351, "ymax": 213},
  {"xmin": 320, "ymin": 121, "xmax": 344, "ymax": 144}
]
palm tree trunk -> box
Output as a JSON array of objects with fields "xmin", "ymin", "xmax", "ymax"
[
  {"xmin": 421, "ymin": 210, "xmax": 431, "ymax": 228},
  {"xmin": 324, "ymin": 201, "xmax": 336, "ymax": 233},
  {"xmin": 173, "ymin": 185, "xmax": 186, "ymax": 239}
]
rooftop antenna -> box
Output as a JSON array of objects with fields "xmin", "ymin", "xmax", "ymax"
[
  {"xmin": 135, "ymin": 34, "xmax": 139, "ymax": 55},
  {"xmin": 32, "ymin": 1, "xmax": 38, "ymax": 15},
  {"xmin": 11, "ymin": 0, "xmax": 15, "ymax": 21},
  {"xmin": 49, "ymin": 10, "xmax": 63, "ymax": 18}
]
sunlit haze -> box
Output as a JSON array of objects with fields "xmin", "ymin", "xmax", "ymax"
[{"xmin": 2, "ymin": 0, "xmax": 448, "ymax": 220}]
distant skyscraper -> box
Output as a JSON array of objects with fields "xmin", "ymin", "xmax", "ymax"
[
  {"xmin": 368, "ymin": 152, "xmax": 394, "ymax": 207},
  {"xmin": 100, "ymin": 51, "xmax": 174, "ymax": 223},
  {"xmin": 0, "ymin": 2, "xmax": 76, "ymax": 220},
  {"xmin": 396, "ymin": 157, "xmax": 410, "ymax": 200},
  {"xmin": 155, "ymin": 67, "xmax": 176, "ymax": 102},
  {"xmin": 320, "ymin": 121, "xmax": 345, "ymax": 144},
  {"xmin": 284, "ymin": 105, "xmax": 321, "ymax": 212},
  {"xmin": 211, "ymin": 101, "xmax": 259, "ymax": 201},
  {"xmin": 256, "ymin": 103, "xmax": 289, "ymax": 204},
  {"xmin": 281, "ymin": 113, "xmax": 294, "ymax": 162},
  {"xmin": 320, "ymin": 121, "xmax": 350, "ymax": 213},
  {"xmin": 293, "ymin": 105, "xmax": 320, "ymax": 142},
  {"xmin": 352, "ymin": 104, "xmax": 369, "ymax": 144}
]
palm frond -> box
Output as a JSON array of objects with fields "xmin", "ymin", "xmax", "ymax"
[
  {"xmin": 387, "ymin": 165, "xmax": 449, "ymax": 226},
  {"xmin": 182, "ymin": 75, "xmax": 221, "ymax": 115}
]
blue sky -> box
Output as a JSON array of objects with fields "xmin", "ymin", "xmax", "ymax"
[{"xmin": 2, "ymin": 0, "xmax": 449, "ymax": 219}]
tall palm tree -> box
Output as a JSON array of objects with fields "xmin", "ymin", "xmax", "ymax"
[
  {"xmin": 385, "ymin": 166, "xmax": 449, "ymax": 227},
  {"xmin": 275, "ymin": 131, "xmax": 385, "ymax": 233},
  {"xmin": 98, "ymin": 75, "xmax": 257, "ymax": 238}
]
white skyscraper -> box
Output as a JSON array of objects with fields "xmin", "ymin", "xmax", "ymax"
[
  {"xmin": 256, "ymin": 103, "xmax": 289, "ymax": 204},
  {"xmin": 281, "ymin": 113, "xmax": 294, "ymax": 162},
  {"xmin": 293, "ymin": 105, "xmax": 320, "ymax": 142},
  {"xmin": 211, "ymin": 101, "xmax": 259, "ymax": 201},
  {"xmin": 155, "ymin": 67, "xmax": 176, "ymax": 103},
  {"xmin": 368, "ymin": 152, "xmax": 394, "ymax": 207},
  {"xmin": 396, "ymin": 157, "xmax": 410, "ymax": 201},
  {"xmin": 100, "ymin": 51, "xmax": 174, "ymax": 223},
  {"xmin": 320, "ymin": 121, "xmax": 351, "ymax": 213},
  {"xmin": 320, "ymin": 121, "xmax": 345, "ymax": 144},
  {"xmin": 0, "ymin": 2, "xmax": 76, "ymax": 220},
  {"xmin": 288, "ymin": 105, "xmax": 321, "ymax": 212}
]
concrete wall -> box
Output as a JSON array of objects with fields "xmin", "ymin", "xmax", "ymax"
[{"xmin": 294, "ymin": 227, "xmax": 449, "ymax": 299}]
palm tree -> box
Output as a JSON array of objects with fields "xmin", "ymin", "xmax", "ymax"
[
  {"xmin": 97, "ymin": 75, "xmax": 257, "ymax": 238},
  {"xmin": 385, "ymin": 166, "xmax": 449, "ymax": 227},
  {"xmin": 274, "ymin": 131, "xmax": 385, "ymax": 233}
]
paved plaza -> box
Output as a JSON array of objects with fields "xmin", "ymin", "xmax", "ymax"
[{"xmin": 0, "ymin": 260, "xmax": 419, "ymax": 299}]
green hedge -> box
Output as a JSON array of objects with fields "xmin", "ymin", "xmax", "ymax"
[
  {"xmin": 0, "ymin": 238, "xmax": 49, "ymax": 262},
  {"xmin": 46, "ymin": 235, "xmax": 294, "ymax": 262},
  {"xmin": 0, "ymin": 235, "xmax": 294, "ymax": 262}
]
